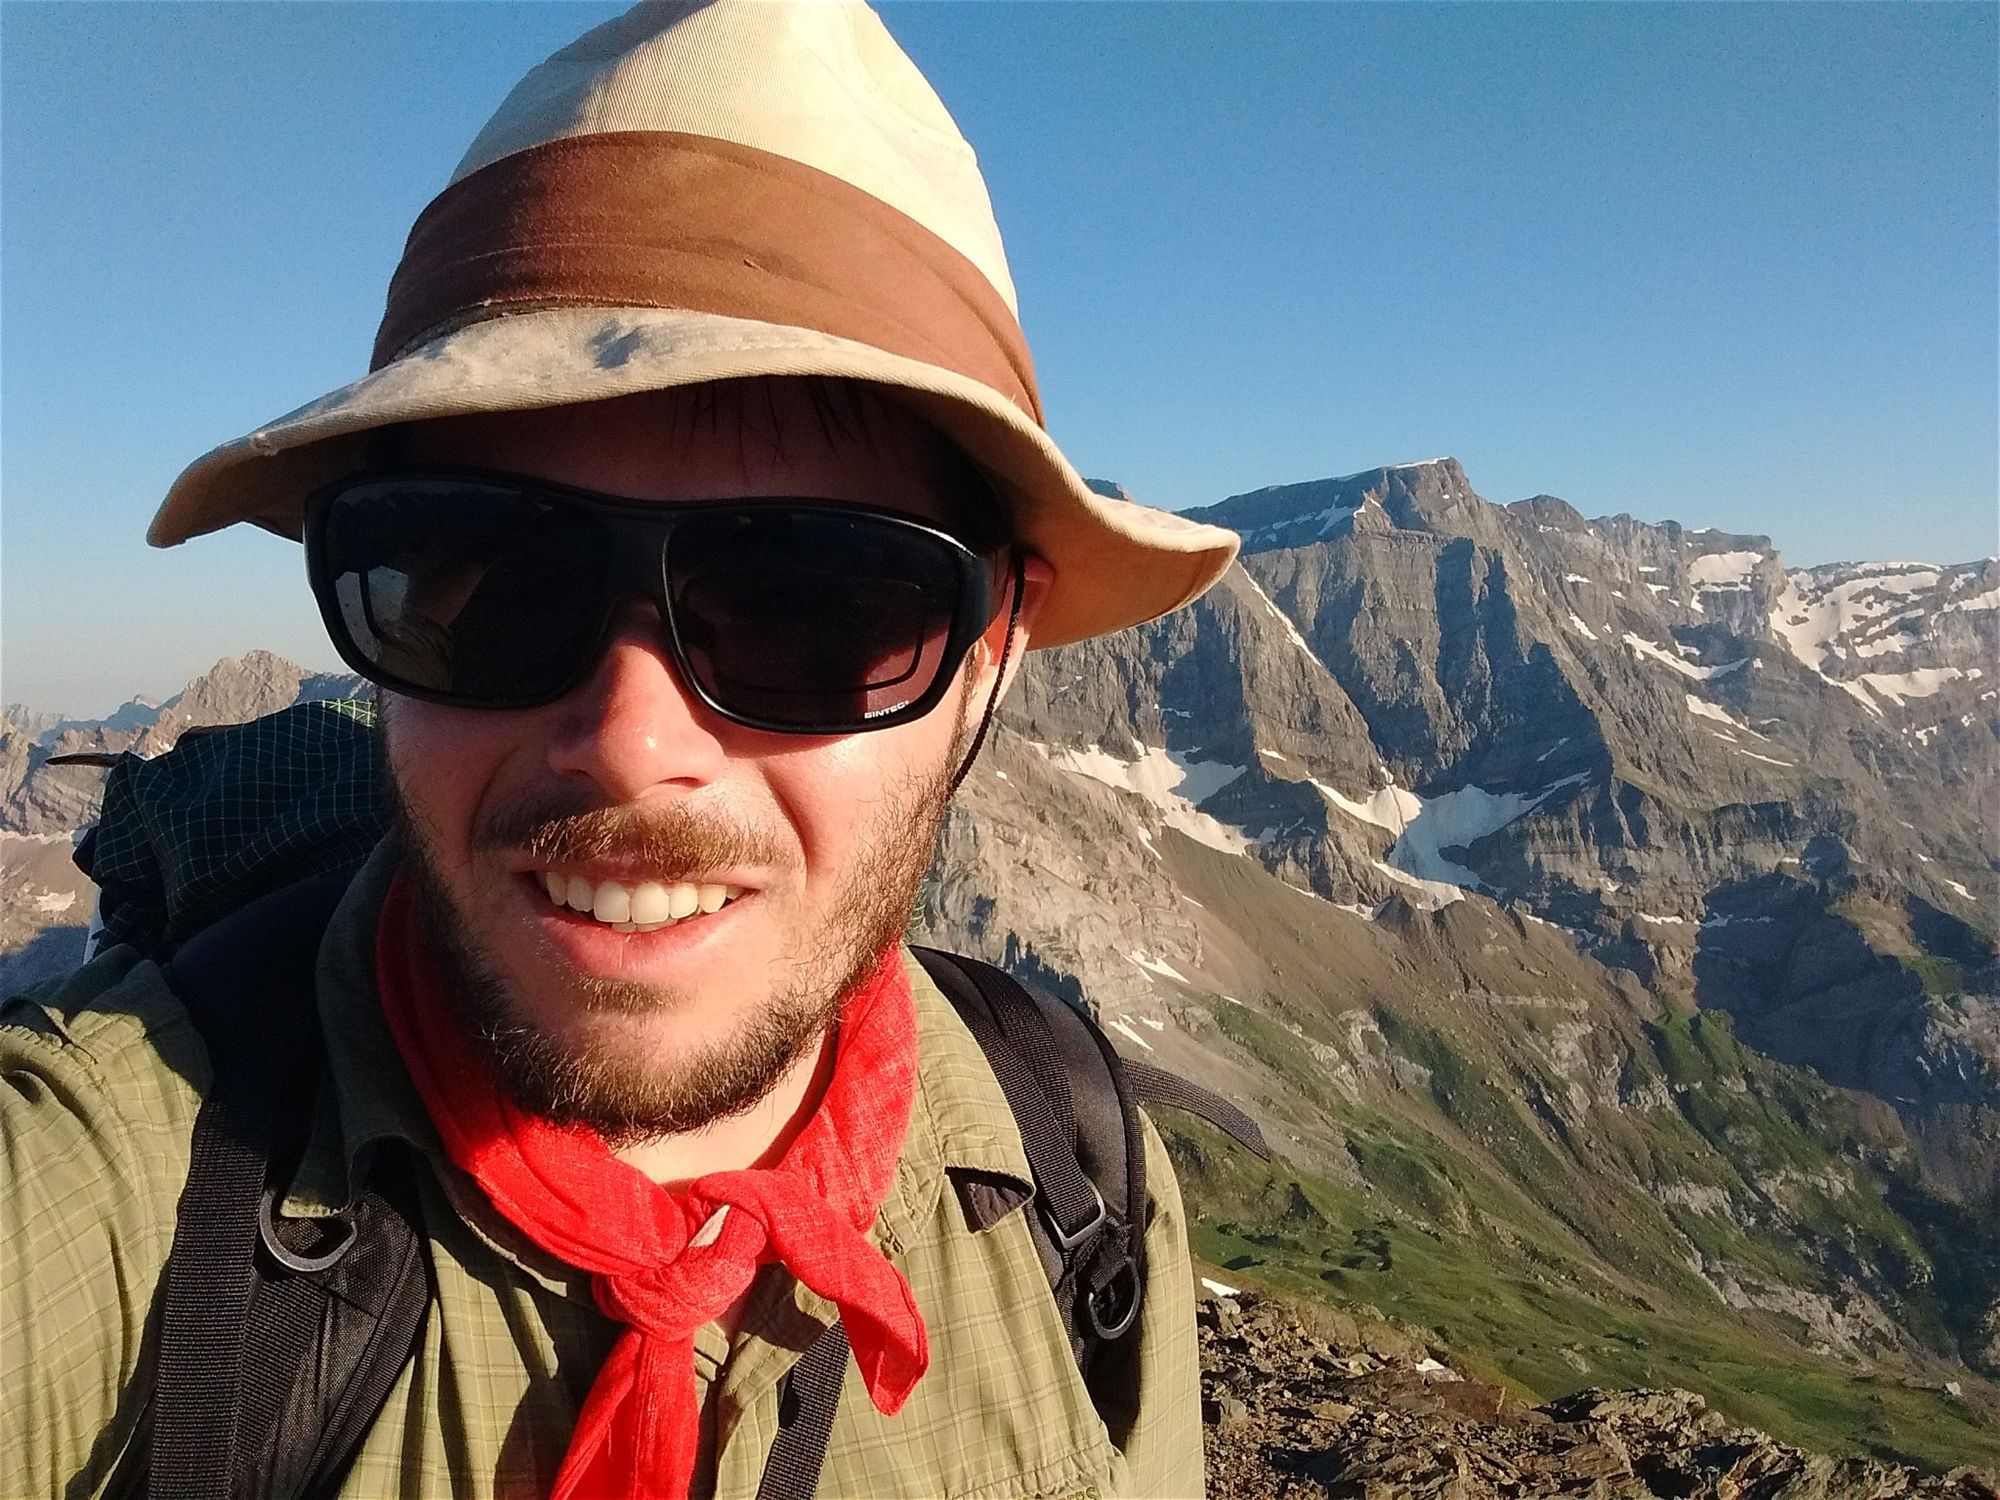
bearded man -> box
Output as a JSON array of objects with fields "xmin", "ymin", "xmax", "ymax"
[{"xmin": 2, "ymin": 5, "xmax": 1240, "ymax": 1498}]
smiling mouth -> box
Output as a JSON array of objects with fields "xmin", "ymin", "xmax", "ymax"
[{"xmin": 534, "ymin": 872, "xmax": 746, "ymax": 934}]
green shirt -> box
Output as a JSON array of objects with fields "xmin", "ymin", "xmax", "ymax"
[{"xmin": 2, "ymin": 842, "xmax": 1204, "ymax": 1499}]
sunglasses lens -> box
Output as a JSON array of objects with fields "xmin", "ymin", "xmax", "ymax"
[
  {"xmin": 666, "ymin": 510, "xmax": 969, "ymax": 728},
  {"xmin": 311, "ymin": 478, "xmax": 609, "ymax": 705},
  {"xmin": 309, "ymin": 478, "xmax": 983, "ymax": 729}
]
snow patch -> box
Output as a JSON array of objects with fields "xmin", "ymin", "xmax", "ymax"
[
  {"xmin": 1858, "ymin": 666, "xmax": 1981, "ymax": 705},
  {"xmin": 1945, "ymin": 880, "xmax": 1974, "ymax": 902},
  {"xmin": 1772, "ymin": 564, "xmax": 1950, "ymax": 673},
  {"xmin": 1237, "ymin": 569, "xmax": 1319, "ymax": 663},
  {"xmin": 1828, "ymin": 677, "xmax": 1886, "ymax": 717},
  {"xmin": 1108, "ymin": 1017, "xmax": 1156, "ymax": 1052},
  {"xmin": 32, "ymin": 890, "xmax": 77, "ymax": 915},
  {"xmin": 1566, "ymin": 612, "xmax": 1599, "ymax": 641},
  {"xmin": 1200, "ymin": 1277, "xmax": 1241, "ymax": 1298},
  {"xmin": 1684, "ymin": 695, "xmax": 1748, "ymax": 732},
  {"xmin": 1732, "ymin": 747, "xmax": 1795, "ymax": 768},
  {"xmin": 1237, "ymin": 498, "xmax": 1361, "ymax": 545},
  {"xmin": 1038, "ymin": 742, "xmax": 1252, "ymax": 854},
  {"xmin": 1373, "ymin": 860, "xmax": 1467, "ymax": 910},
  {"xmin": 1315, "ymin": 773, "xmax": 1589, "ymax": 900},
  {"xmin": 1943, "ymin": 586, "xmax": 2000, "ymax": 615},
  {"xmin": 1563, "ymin": 573, "xmax": 1592, "ymax": 584},
  {"xmin": 1258, "ymin": 748, "xmax": 1288, "ymax": 762},
  {"xmin": 1623, "ymin": 634, "xmax": 1747, "ymax": 681},
  {"xmin": 1127, "ymin": 951, "xmax": 1190, "ymax": 984},
  {"xmin": 1689, "ymin": 550, "xmax": 1763, "ymax": 587}
]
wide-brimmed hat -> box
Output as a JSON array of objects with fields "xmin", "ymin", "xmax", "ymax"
[{"xmin": 148, "ymin": 0, "xmax": 1238, "ymax": 649}]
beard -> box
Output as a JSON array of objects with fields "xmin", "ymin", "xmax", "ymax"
[{"xmin": 383, "ymin": 708, "xmax": 967, "ymax": 1146}]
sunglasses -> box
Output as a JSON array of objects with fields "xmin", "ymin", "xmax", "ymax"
[{"xmin": 303, "ymin": 470, "xmax": 1000, "ymax": 734}]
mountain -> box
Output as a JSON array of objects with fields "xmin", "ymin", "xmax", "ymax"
[
  {"xmin": 1, "ymin": 465, "xmax": 1993, "ymax": 1470},
  {"xmin": 915, "ymin": 458, "xmax": 1998, "ymax": 1470}
]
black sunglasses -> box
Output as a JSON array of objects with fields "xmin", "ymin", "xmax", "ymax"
[{"xmin": 303, "ymin": 470, "xmax": 998, "ymax": 734}]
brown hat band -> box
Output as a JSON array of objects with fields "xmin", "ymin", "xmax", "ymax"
[{"xmin": 373, "ymin": 131, "xmax": 1043, "ymax": 425}]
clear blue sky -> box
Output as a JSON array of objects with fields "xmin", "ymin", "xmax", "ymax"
[{"xmin": 4, "ymin": 2, "xmax": 1995, "ymax": 717}]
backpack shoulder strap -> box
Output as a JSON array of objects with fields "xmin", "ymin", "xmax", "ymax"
[
  {"xmin": 912, "ymin": 947, "xmax": 1148, "ymax": 1360},
  {"xmin": 1121, "ymin": 1058, "xmax": 1270, "ymax": 1161},
  {"xmin": 140, "ymin": 870, "xmax": 431, "ymax": 1500}
]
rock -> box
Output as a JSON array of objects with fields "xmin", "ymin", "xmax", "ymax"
[
  {"xmin": 1203, "ymin": 1393, "xmax": 1249, "ymax": 1429},
  {"xmin": 1199, "ymin": 1296, "xmax": 1242, "ymax": 1336},
  {"xmin": 1199, "ymin": 1291, "xmax": 1999, "ymax": 1500}
]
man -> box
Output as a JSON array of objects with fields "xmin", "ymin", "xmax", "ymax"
[{"xmin": 3, "ymin": 4, "xmax": 1239, "ymax": 1497}]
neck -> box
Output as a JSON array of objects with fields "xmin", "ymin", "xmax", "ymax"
[{"xmin": 612, "ymin": 1024, "xmax": 841, "ymax": 1187}]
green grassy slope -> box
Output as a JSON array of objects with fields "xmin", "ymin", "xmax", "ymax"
[{"xmin": 1149, "ymin": 833, "xmax": 2000, "ymax": 1473}]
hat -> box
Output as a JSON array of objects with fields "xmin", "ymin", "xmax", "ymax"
[{"xmin": 147, "ymin": 0, "xmax": 1239, "ymax": 648}]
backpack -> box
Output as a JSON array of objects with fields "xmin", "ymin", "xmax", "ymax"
[{"xmin": 75, "ymin": 701, "xmax": 1267, "ymax": 1500}]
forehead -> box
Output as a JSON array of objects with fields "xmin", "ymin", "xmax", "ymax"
[{"xmin": 394, "ymin": 379, "xmax": 961, "ymax": 529}]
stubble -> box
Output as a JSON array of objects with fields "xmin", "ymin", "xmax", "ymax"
[{"xmin": 383, "ymin": 707, "xmax": 966, "ymax": 1145}]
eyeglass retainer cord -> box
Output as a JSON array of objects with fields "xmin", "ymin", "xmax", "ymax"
[{"xmin": 945, "ymin": 551, "xmax": 1026, "ymax": 799}]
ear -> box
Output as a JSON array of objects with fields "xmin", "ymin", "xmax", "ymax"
[{"xmin": 968, "ymin": 552, "xmax": 1055, "ymax": 701}]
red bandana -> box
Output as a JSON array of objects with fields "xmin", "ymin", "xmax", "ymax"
[{"xmin": 374, "ymin": 874, "xmax": 928, "ymax": 1500}]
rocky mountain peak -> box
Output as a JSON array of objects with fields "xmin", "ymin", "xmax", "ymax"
[
  {"xmin": 1187, "ymin": 458, "xmax": 1486, "ymax": 554},
  {"xmin": 1506, "ymin": 493, "xmax": 1588, "ymax": 531}
]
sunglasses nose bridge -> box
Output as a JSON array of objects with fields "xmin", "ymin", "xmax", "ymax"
[{"xmin": 590, "ymin": 512, "xmax": 677, "ymax": 637}]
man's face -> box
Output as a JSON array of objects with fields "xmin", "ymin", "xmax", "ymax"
[{"xmin": 380, "ymin": 381, "xmax": 1028, "ymax": 1141}]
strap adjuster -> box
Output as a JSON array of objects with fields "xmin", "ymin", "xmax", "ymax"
[{"xmin": 1041, "ymin": 1179, "xmax": 1108, "ymax": 1251}]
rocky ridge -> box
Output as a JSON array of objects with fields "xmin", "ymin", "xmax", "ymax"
[{"xmin": 1199, "ymin": 1289, "xmax": 1998, "ymax": 1499}]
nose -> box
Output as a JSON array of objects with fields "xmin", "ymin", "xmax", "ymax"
[{"xmin": 543, "ymin": 598, "xmax": 731, "ymax": 799}]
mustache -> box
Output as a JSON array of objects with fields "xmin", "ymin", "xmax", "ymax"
[{"xmin": 471, "ymin": 785, "xmax": 780, "ymax": 878}]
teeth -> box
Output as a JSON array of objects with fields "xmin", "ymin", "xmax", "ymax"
[
  {"xmin": 539, "ymin": 872, "xmax": 743, "ymax": 930},
  {"xmin": 591, "ymin": 881, "xmax": 632, "ymax": 924},
  {"xmin": 629, "ymin": 881, "xmax": 672, "ymax": 925}
]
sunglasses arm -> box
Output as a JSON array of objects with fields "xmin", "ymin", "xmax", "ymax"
[{"xmin": 944, "ymin": 552, "xmax": 1027, "ymax": 798}]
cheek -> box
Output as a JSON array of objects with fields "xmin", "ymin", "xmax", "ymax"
[
  {"xmin": 768, "ymin": 720, "xmax": 959, "ymax": 880},
  {"xmin": 383, "ymin": 700, "xmax": 518, "ymax": 858}
]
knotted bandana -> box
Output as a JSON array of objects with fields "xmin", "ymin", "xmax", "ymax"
[{"xmin": 374, "ymin": 874, "xmax": 928, "ymax": 1499}]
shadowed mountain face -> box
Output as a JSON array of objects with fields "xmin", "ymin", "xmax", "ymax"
[{"xmin": 3, "ymin": 464, "xmax": 1995, "ymax": 1469}]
